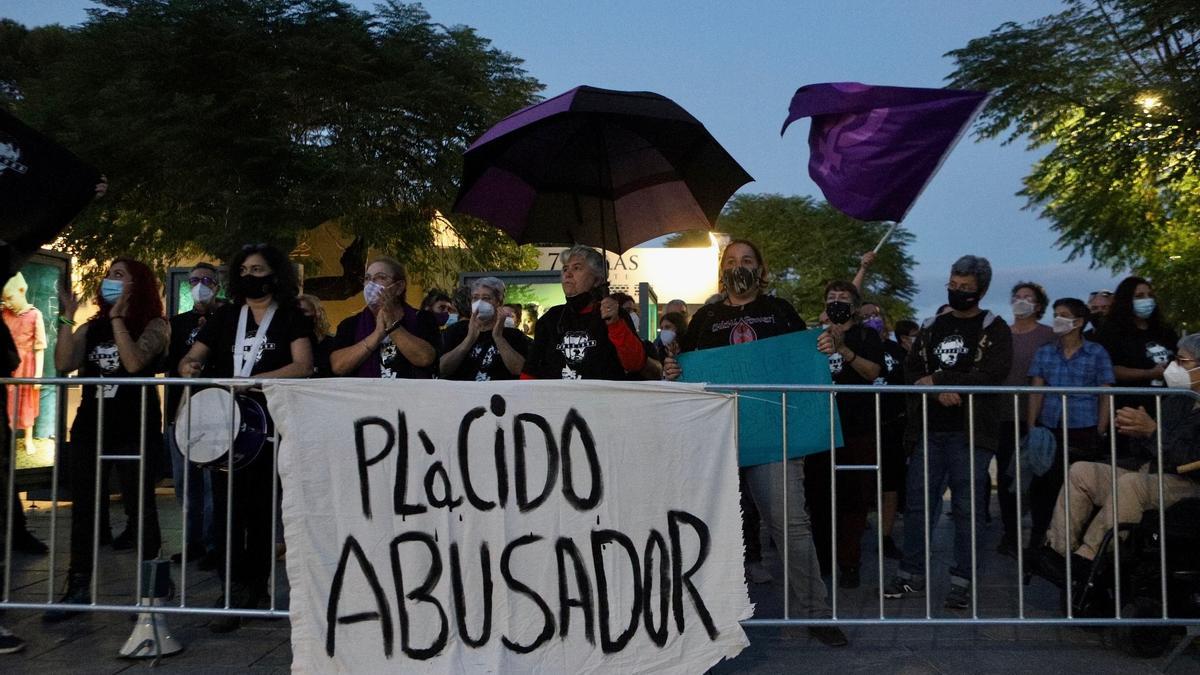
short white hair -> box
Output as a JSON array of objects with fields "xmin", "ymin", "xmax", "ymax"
[
  {"xmin": 470, "ymin": 276, "xmax": 506, "ymax": 303},
  {"xmin": 561, "ymin": 245, "xmax": 606, "ymax": 281}
]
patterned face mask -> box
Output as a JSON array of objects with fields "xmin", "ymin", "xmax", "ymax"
[{"xmin": 722, "ymin": 266, "xmax": 758, "ymax": 295}]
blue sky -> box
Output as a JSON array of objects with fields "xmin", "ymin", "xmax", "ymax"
[{"xmin": 1, "ymin": 0, "xmax": 1124, "ymax": 319}]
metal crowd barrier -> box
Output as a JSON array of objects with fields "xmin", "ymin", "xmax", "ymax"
[
  {"xmin": 716, "ymin": 383, "xmax": 1200, "ymax": 631},
  {"xmin": 1, "ymin": 378, "xmax": 1198, "ymax": 636},
  {"xmin": 1, "ymin": 376, "xmax": 285, "ymax": 620}
]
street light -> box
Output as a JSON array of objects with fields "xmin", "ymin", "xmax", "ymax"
[{"xmin": 1135, "ymin": 92, "xmax": 1162, "ymax": 112}]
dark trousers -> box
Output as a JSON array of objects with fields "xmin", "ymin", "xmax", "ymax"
[
  {"xmin": 806, "ymin": 434, "xmax": 874, "ymax": 573},
  {"xmin": 68, "ymin": 440, "xmax": 162, "ymax": 578},
  {"xmin": 1029, "ymin": 426, "xmax": 1099, "ymax": 547},
  {"xmin": 210, "ymin": 453, "xmax": 276, "ymax": 596}
]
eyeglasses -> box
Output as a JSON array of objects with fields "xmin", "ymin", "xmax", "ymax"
[
  {"xmin": 188, "ymin": 276, "xmax": 219, "ymax": 288},
  {"xmin": 1088, "ymin": 290, "xmax": 1114, "ymax": 299},
  {"xmin": 945, "ymin": 282, "xmax": 978, "ymax": 293},
  {"xmin": 363, "ymin": 274, "xmax": 397, "ymax": 285}
]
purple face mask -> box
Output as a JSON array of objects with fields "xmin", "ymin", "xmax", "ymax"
[{"xmin": 862, "ymin": 316, "xmax": 885, "ymax": 334}]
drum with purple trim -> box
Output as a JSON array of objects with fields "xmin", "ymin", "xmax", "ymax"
[{"xmin": 173, "ymin": 388, "xmax": 267, "ymax": 471}]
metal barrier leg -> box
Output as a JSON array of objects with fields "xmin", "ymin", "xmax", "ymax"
[
  {"xmin": 781, "ymin": 393, "xmax": 789, "ymax": 620},
  {"xmin": 1013, "ymin": 395, "xmax": 1025, "ymax": 619},
  {"xmin": 3, "ymin": 385, "xmax": 17, "ymax": 602}
]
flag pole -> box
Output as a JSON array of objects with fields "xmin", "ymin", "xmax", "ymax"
[{"xmin": 872, "ymin": 222, "xmax": 898, "ymax": 253}]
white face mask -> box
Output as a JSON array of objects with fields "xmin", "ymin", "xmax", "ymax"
[
  {"xmin": 472, "ymin": 299, "xmax": 495, "ymax": 320},
  {"xmin": 658, "ymin": 328, "xmax": 676, "ymax": 345},
  {"xmin": 1011, "ymin": 298, "xmax": 1036, "ymax": 318},
  {"xmin": 503, "ymin": 316, "xmax": 516, "ymax": 329},
  {"xmin": 1051, "ymin": 315, "xmax": 1078, "ymax": 335},
  {"xmin": 191, "ymin": 283, "xmax": 215, "ymax": 306},
  {"xmin": 1164, "ymin": 361, "xmax": 1199, "ymax": 389},
  {"xmin": 364, "ymin": 281, "xmax": 386, "ymax": 308}
]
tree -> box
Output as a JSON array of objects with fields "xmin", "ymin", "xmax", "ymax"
[
  {"xmin": 947, "ymin": 0, "xmax": 1200, "ymax": 327},
  {"xmin": 667, "ymin": 194, "xmax": 917, "ymax": 323},
  {"xmin": 0, "ymin": 0, "xmax": 543, "ymax": 295}
]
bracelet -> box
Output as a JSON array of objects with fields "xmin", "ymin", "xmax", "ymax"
[
  {"xmin": 114, "ymin": 329, "xmax": 131, "ymax": 336},
  {"xmin": 111, "ymin": 315, "xmax": 126, "ymax": 320},
  {"xmin": 844, "ymin": 350, "xmax": 857, "ymax": 365},
  {"xmin": 57, "ymin": 315, "xmax": 76, "ymax": 326}
]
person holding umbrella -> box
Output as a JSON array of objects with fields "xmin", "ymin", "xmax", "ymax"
[{"xmin": 521, "ymin": 245, "xmax": 644, "ymax": 380}]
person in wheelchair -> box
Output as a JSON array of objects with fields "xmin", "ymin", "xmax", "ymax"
[{"xmin": 1041, "ymin": 333, "xmax": 1200, "ymax": 582}]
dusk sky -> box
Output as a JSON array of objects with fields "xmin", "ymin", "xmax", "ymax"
[{"xmin": 1, "ymin": 0, "xmax": 1125, "ymax": 319}]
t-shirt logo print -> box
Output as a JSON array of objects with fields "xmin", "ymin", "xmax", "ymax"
[
  {"xmin": 0, "ymin": 136, "xmax": 30, "ymax": 176},
  {"xmin": 875, "ymin": 351, "xmax": 898, "ymax": 385},
  {"xmin": 1145, "ymin": 342, "xmax": 1171, "ymax": 365},
  {"xmin": 89, "ymin": 341, "xmax": 121, "ymax": 397},
  {"xmin": 557, "ymin": 331, "xmax": 596, "ymax": 380},
  {"xmin": 730, "ymin": 320, "xmax": 757, "ymax": 344},
  {"xmin": 934, "ymin": 334, "xmax": 969, "ymax": 368},
  {"xmin": 379, "ymin": 338, "xmax": 399, "ymax": 379},
  {"xmin": 828, "ymin": 351, "xmax": 844, "ymax": 375}
]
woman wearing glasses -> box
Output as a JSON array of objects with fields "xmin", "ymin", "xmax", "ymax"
[
  {"xmin": 328, "ymin": 257, "xmax": 438, "ymax": 379},
  {"xmin": 177, "ymin": 244, "xmax": 313, "ymax": 632}
]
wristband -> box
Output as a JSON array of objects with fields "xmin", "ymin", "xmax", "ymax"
[
  {"xmin": 845, "ymin": 350, "xmax": 858, "ymax": 365},
  {"xmin": 58, "ymin": 315, "xmax": 76, "ymax": 326}
]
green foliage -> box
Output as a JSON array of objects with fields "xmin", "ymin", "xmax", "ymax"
[
  {"xmin": 947, "ymin": 0, "xmax": 1200, "ymax": 328},
  {"xmin": 1, "ymin": 0, "xmax": 542, "ymax": 284},
  {"xmin": 667, "ymin": 194, "xmax": 917, "ymax": 323}
]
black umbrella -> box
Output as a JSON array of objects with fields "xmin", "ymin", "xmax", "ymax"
[{"xmin": 452, "ymin": 85, "xmax": 752, "ymax": 254}]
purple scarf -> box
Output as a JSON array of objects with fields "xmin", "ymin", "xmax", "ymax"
[{"xmin": 353, "ymin": 303, "xmax": 421, "ymax": 378}]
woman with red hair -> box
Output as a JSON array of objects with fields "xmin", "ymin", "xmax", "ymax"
[{"xmin": 45, "ymin": 258, "xmax": 169, "ymax": 621}]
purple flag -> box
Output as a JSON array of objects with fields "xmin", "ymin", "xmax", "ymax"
[{"xmin": 781, "ymin": 82, "xmax": 988, "ymax": 222}]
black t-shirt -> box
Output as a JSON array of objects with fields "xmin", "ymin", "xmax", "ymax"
[
  {"xmin": 681, "ymin": 295, "xmax": 806, "ymax": 352},
  {"xmin": 440, "ymin": 321, "xmax": 532, "ymax": 381},
  {"xmin": 875, "ymin": 338, "xmax": 908, "ymax": 422},
  {"xmin": 920, "ymin": 312, "xmax": 987, "ymax": 432},
  {"xmin": 1096, "ymin": 323, "xmax": 1178, "ymax": 388},
  {"xmin": 195, "ymin": 302, "xmax": 312, "ymax": 378},
  {"xmin": 165, "ymin": 306, "xmax": 221, "ymax": 417},
  {"xmin": 1096, "ymin": 321, "xmax": 1178, "ymax": 411},
  {"xmin": 331, "ymin": 308, "xmax": 440, "ymax": 379},
  {"xmin": 827, "ymin": 324, "xmax": 884, "ymax": 433},
  {"xmin": 522, "ymin": 298, "xmax": 632, "ymax": 380},
  {"xmin": 73, "ymin": 318, "xmax": 165, "ymax": 447}
]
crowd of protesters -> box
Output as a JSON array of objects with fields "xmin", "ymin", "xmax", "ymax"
[{"xmin": 1, "ymin": 237, "xmax": 1198, "ymax": 654}]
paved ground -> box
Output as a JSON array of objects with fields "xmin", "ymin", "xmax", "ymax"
[{"xmin": 2, "ymin": 491, "xmax": 1198, "ymax": 673}]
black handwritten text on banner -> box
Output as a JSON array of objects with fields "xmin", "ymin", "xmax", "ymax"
[{"xmin": 266, "ymin": 379, "xmax": 750, "ymax": 673}]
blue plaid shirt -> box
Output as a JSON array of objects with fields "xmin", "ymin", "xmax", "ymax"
[{"xmin": 1028, "ymin": 340, "xmax": 1115, "ymax": 429}]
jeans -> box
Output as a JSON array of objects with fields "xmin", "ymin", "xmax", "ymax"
[
  {"xmin": 898, "ymin": 432, "xmax": 992, "ymax": 584},
  {"xmin": 743, "ymin": 458, "xmax": 831, "ymax": 618},
  {"xmin": 167, "ymin": 425, "xmax": 214, "ymax": 552}
]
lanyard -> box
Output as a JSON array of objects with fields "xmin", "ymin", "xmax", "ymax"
[{"xmin": 235, "ymin": 302, "xmax": 277, "ymax": 378}]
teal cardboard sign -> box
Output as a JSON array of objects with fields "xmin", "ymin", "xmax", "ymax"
[{"xmin": 678, "ymin": 330, "xmax": 843, "ymax": 466}]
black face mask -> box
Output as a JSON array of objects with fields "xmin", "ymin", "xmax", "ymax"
[
  {"xmin": 825, "ymin": 301, "xmax": 854, "ymax": 325},
  {"xmin": 947, "ymin": 288, "xmax": 980, "ymax": 312},
  {"xmin": 237, "ymin": 273, "xmax": 276, "ymax": 300}
]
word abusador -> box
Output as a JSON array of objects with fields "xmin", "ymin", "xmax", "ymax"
[{"xmin": 266, "ymin": 378, "xmax": 751, "ymax": 673}]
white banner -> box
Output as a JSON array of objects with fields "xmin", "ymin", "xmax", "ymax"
[{"xmin": 266, "ymin": 379, "xmax": 750, "ymax": 674}]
